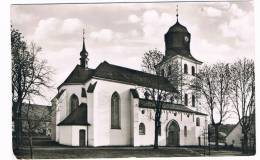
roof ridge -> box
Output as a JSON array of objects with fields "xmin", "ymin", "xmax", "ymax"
[{"xmin": 100, "ymin": 61, "xmax": 167, "ymax": 78}]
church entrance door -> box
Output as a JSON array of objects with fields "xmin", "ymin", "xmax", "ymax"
[
  {"xmin": 167, "ymin": 120, "xmax": 180, "ymax": 146},
  {"xmin": 79, "ymin": 129, "xmax": 86, "ymax": 146}
]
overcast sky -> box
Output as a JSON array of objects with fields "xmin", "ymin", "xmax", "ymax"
[{"xmin": 11, "ymin": 1, "xmax": 254, "ymax": 110}]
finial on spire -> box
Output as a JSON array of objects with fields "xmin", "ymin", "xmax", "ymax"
[
  {"xmin": 81, "ymin": 26, "xmax": 87, "ymax": 53},
  {"xmin": 83, "ymin": 27, "xmax": 86, "ymax": 41},
  {"xmin": 176, "ymin": 4, "xmax": 179, "ymax": 22}
]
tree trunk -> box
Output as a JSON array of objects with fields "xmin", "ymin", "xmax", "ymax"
[
  {"xmin": 214, "ymin": 125, "xmax": 219, "ymax": 150},
  {"xmin": 14, "ymin": 101, "xmax": 22, "ymax": 147},
  {"xmin": 14, "ymin": 103, "xmax": 19, "ymax": 148},
  {"xmin": 29, "ymin": 135, "xmax": 33, "ymax": 159},
  {"xmin": 154, "ymin": 117, "xmax": 159, "ymax": 149},
  {"xmin": 243, "ymin": 132, "xmax": 248, "ymax": 154},
  {"xmin": 208, "ymin": 128, "xmax": 211, "ymax": 155}
]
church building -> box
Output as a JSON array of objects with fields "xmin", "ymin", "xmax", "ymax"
[{"xmin": 51, "ymin": 13, "xmax": 208, "ymax": 147}]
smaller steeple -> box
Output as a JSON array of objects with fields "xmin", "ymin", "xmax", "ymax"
[{"xmin": 80, "ymin": 28, "xmax": 89, "ymax": 69}]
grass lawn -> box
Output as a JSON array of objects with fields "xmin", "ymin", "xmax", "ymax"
[{"xmin": 13, "ymin": 146, "xmax": 249, "ymax": 159}]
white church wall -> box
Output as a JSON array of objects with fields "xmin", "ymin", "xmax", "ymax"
[
  {"xmin": 71, "ymin": 126, "xmax": 88, "ymax": 146},
  {"xmin": 59, "ymin": 126, "xmax": 72, "ymax": 145},
  {"xmin": 56, "ymin": 87, "xmax": 67, "ymax": 124},
  {"xmin": 92, "ymin": 78, "xmax": 136, "ymax": 146},
  {"xmin": 54, "ymin": 89, "xmax": 67, "ymax": 142},
  {"xmin": 194, "ymin": 115, "xmax": 208, "ymax": 146},
  {"xmin": 55, "ymin": 81, "xmax": 91, "ymax": 144},
  {"xmin": 157, "ymin": 56, "xmax": 202, "ymax": 112},
  {"xmin": 86, "ymin": 80, "xmax": 95, "ymax": 146},
  {"xmin": 55, "ymin": 75, "xmax": 208, "ymax": 147},
  {"xmin": 130, "ymin": 93, "xmax": 140, "ymax": 146},
  {"xmin": 137, "ymin": 106, "xmax": 203, "ymax": 146}
]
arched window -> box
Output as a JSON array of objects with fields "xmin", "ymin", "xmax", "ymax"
[
  {"xmin": 191, "ymin": 66, "xmax": 195, "ymax": 76},
  {"xmin": 111, "ymin": 92, "xmax": 120, "ymax": 129},
  {"xmin": 196, "ymin": 117, "xmax": 200, "ymax": 126},
  {"xmin": 161, "ymin": 69, "xmax": 165, "ymax": 77},
  {"xmin": 70, "ymin": 94, "xmax": 79, "ymax": 113},
  {"xmin": 168, "ymin": 65, "xmax": 172, "ymax": 76},
  {"xmin": 184, "ymin": 94, "xmax": 188, "ymax": 106},
  {"xmin": 139, "ymin": 123, "xmax": 145, "ymax": 135},
  {"xmin": 184, "ymin": 126, "xmax": 187, "ymax": 137},
  {"xmin": 192, "ymin": 95, "xmax": 195, "ymax": 107},
  {"xmin": 184, "ymin": 64, "xmax": 188, "ymax": 74}
]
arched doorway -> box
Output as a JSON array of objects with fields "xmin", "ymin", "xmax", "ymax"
[
  {"xmin": 79, "ymin": 130, "xmax": 86, "ymax": 146},
  {"xmin": 167, "ymin": 120, "xmax": 180, "ymax": 146}
]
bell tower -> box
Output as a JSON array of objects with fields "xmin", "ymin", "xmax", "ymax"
[
  {"xmin": 164, "ymin": 5, "xmax": 191, "ymax": 60},
  {"xmin": 157, "ymin": 5, "xmax": 203, "ymax": 111}
]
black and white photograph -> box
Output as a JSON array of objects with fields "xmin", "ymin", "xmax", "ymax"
[{"xmin": 4, "ymin": 0, "xmax": 258, "ymax": 159}]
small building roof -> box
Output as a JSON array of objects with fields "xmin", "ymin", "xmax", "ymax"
[{"xmin": 57, "ymin": 103, "xmax": 90, "ymax": 126}]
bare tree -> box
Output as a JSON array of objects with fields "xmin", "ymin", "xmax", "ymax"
[
  {"xmin": 192, "ymin": 63, "xmax": 231, "ymax": 150},
  {"xmin": 141, "ymin": 49, "xmax": 164, "ymax": 75},
  {"xmin": 11, "ymin": 27, "xmax": 53, "ymax": 147},
  {"xmin": 23, "ymin": 100, "xmax": 54, "ymax": 159},
  {"xmin": 229, "ymin": 58, "xmax": 255, "ymax": 153},
  {"xmin": 141, "ymin": 49, "xmax": 178, "ymax": 149}
]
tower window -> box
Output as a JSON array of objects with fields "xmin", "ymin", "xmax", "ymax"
[
  {"xmin": 184, "ymin": 94, "xmax": 188, "ymax": 106},
  {"xmin": 184, "ymin": 64, "xmax": 188, "ymax": 74},
  {"xmin": 168, "ymin": 65, "xmax": 172, "ymax": 76},
  {"xmin": 192, "ymin": 66, "xmax": 195, "ymax": 76},
  {"xmin": 192, "ymin": 95, "xmax": 195, "ymax": 107},
  {"xmin": 161, "ymin": 69, "xmax": 165, "ymax": 77},
  {"xmin": 196, "ymin": 117, "xmax": 200, "ymax": 126},
  {"xmin": 139, "ymin": 123, "xmax": 145, "ymax": 135}
]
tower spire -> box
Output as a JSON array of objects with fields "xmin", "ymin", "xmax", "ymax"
[
  {"xmin": 80, "ymin": 26, "xmax": 89, "ymax": 69},
  {"xmin": 176, "ymin": 4, "xmax": 179, "ymax": 22}
]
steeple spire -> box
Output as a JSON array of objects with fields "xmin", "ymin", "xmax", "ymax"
[
  {"xmin": 82, "ymin": 28, "xmax": 86, "ymax": 52},
  {"xmin": 176, "ymin": 4, "xmax": 179, "ymax": 22},
  {"xmin": 80, "ymin": 27, "xmax": 89, "ymax": 69}
]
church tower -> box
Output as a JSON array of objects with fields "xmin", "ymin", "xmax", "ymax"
[
  {"xmin": 80, "ymin": 29, "xmax": 89, "ymax": 69},
  {"xmin": 157, "ymin": 6, "xmax": 202, "ymax": 111}
]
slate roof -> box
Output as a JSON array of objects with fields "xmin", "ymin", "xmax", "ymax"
[
  {"xmin": 168, "ymin": 21, "xmax": 188, "ymax": 33},
  {"xmin": 139, "ymin": 98, "xmax": 207, "ymax": 116},
  {"xmin": 158, "ymin": 49, "xmax": 203, "ymax": 66},
  {"xmin": 58, "ymin": 103, "xmax": 90, "ymax": 126},
  {"xmin": 58, "ymin": 66, "xmax": 95, "ymax": 88},
  {"xmin": 58, "ymin": 61, "xmax": 178, "ymax": 93}
]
